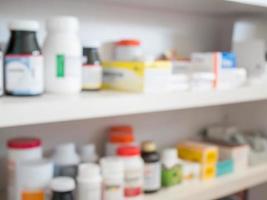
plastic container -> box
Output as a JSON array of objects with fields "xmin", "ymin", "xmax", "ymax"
[
  {"xmin": 141, "ymin": 141, "xmax": 161, "ymax": 193},
  {"xmin": 5, "ymin": 20, "xmax": 43, "ymax": 96},
  {"xmin": 106, "ymin": 125, "xmax": 135, "ymax": 156},
  {"xmin": 82, "ymin": 45, "xmax": 102, "ymax": 91},
  {"xmin": 43, "ymin": 16, "xmax": 82, "ymax": 94},
  {"xmin": 115, "ymin": 40, "xmax": 142, "ymax": 61},
  {"xmin": 117, "ymin": 146, "xmax": 144, "ymax": 200},
  {"xmin": 161, "ymin": 148, "xmax": 182, "ymax": 187},
  {"xmin": 77, "ymin": 163, "xmax": 102, "ymax": 200},
  {"xmin": 53, "ymin": 143, "xmax": 80, "ymax": 178},
  {"xmin": 80, "ymin": 144, "xmax": 98, "ymax": 163},
  {"xmin": 0, "ymin": 50, "xmax": 3, "ymax": 96},
  {"xmin": 51, "ymin": 177, "xmax": 75, "ymax": 200},
  {"xmin": 18, "ymin": 159, "xmax": 53, "ymax": 200},
  {"xmin": 100, "ymin": 157, "xmax": 124, "ymax": 200},
  {"xmin": 7, "ymin": 137, "xmax": 42, "ymax": 200}
]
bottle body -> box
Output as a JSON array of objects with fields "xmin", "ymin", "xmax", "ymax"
[
  {"xmin": 0, "ymin": 51, "xmax": 3, "ymax": 96},
  {"xmin": 5, "ymin": 28, "xmax": 43, "ymax": 96},
  {"xmin": 52, "ymin": 192, "xmax": 74, "ymax": 200}
]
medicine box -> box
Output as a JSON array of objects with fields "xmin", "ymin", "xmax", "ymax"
[
  {"xmin": 201, "ymin": 163, "xmax": 216, "ymax": 181},
  {"xmin": 181, "ymin": 160, "xmax": 200, "ymax": 183},
  {"xmin": 177, "ymin": 141, "xmax": 218, "ymax": 164},
  {"xmin": 216, "ymin": 159, "xmax": 234, "ymax": 177},
  {"xmin": 102, "ymin": 61, "xmax": 172, "ymax": 93}
]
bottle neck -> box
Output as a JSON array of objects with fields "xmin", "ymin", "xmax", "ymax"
[{"xmin": 6, "ymin": 30, "xmax": 41, "ymax": 54}]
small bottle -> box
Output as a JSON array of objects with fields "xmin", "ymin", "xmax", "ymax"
[
  {"xmin": 161, "ymin": 148, "xmax": 182, "ymax": 187},
  {"xmin": 141, "ymin": 141, "xmax": 161, "ymax": 193},
  {"xmin": 100, "ymin": 157, "xmax": 124, "ymax": 200},
  {"xmin": 53, "ymin": 143, "xmax": 80, "ymax": 178},
  {"xmin": 51, "ymin": 177, "xmax": 75, "ymax": 200},
  {"xmin": 80, "ymin": 144, "xmax": 98, "ymax": 163},
  {"xmin": 82, "ymin": 44, "xmax": 103, "ymax": 91},
  {"xmin": 77, "ymin": 163, "xmax": 102, "ymax": 200},
  {"xmin": 5, "ymin": 20, "xmax": 43, "ymax": 96}
]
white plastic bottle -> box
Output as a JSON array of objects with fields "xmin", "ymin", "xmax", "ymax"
[
  {"xmin": 0, "ymin": 50, "xmax": 3, "ymax": 96},
  {"xmin": 52, "ymin": 143, "xmax": 80, "ymax": 178},
  {"xmin": 43, "ymin": 16, "xmax": 82, "ymax": 94},
  {"xmin": 77, "ymin": 163, "xmax": 102, "ymax": 200},
  {"xmin": 100, "ymin": 157, "xmax": 124, "ymax": 200},
  {"xmin": 80, "ymin": 144, "xmax": 98, "ymax": 163}
]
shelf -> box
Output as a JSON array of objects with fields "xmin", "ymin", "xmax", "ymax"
[
  {"xmin": 1, "ymin": 85, "xmax": 267, "ymax": 128},
  {"xmin": 145, "ymin": 163, "xmax": 267, "ymax": 200}
]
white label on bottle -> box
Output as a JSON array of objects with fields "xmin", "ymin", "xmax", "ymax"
[
  {"xmin": 0, "ymin": 52, "xmax": 3, "ymax": 96},
  {"xmin": 5, "ymin": 55, "xmax": 43, "ymax": 95},
  {"xmin": 144, "ymin": 162, "xmax": 161, "ymax": 191},
  {"xmin": 82, "ymin": 64, "xmax": 102, "ymax": 90},
  {"xmin": 124, "ymin": 168, "xmax": 143, "ymax": 197},
  {"xmin": 56, "ymin": 54, "xmax": 81, "ymax": 79},
  {"xmin": 103, "ymin": 183, "xmax": 124, "ymax": 200}
]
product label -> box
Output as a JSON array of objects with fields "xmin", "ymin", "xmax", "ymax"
[
  {"xmin": 124, "ymin": 168, "xmax": 143, "ymax": 197},
  {"xmin": 5, "ymin": 55, "xmax": 43, "ymax": 95},
  {"xmin": 162, "ymin": 164, "xmax": 182, "ymax": 187},
  {"xmin": 55, "ymin": 54, "xmax": 81, "ymax": 79},
  {"xmin": 103, "ymin": 183, "xmax": 124, "ymax": 200},
  {"xmin": 22, "ymin": 190, "xmax": 45, "ymax": 200},
  {"xmin": 144, "ymin": 162, "xmax": 161, "ymax": 191},
  {"xmin": 82, "ymin": 64, "xmax": 102, "ymax": 90}
]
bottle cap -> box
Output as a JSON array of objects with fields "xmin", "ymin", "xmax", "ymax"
[
  {"xmin": 141, "ymin": 141, "xmax": 157, "ymax": 153},
  {"xmin": 80, "ymin": 144, "xmax": 98, "ymax": 163},
  {"xmin": 9, "ymin": 20, "xmax": 40, "ymax": 31},
  {"xmin": 50, "ymin": 177, "xmax": 75, "ymax": 192},
  {"xmin": 117, "ymin": 146, "xmax": 140, "ymax": 157},
  {"xmin": 116, "ymin": 39, "xmax": 141, "ymax": 46},
  {"xmin": 110, "ymin": 125, "xmax": 133, "ymax": 133},
  {"xmin": 7, "ymin": 137, "xmax": 42, "ymax": 149},
  {"xmin": 108, "ymin": 125, "xmax": 134, "ymax": 143},
  {"xmin": 19, "ymin": 159, "xmax": 53, "ymax": 189},
  {"xmin": 47, "ymin": 16, "xmax": 79, "ymax": 32},
  {"xmin": 53, "ymin": 143, "xmax": 80, "ymax": 165},
  {"xmin": 78, "ymin": 163, "xmax": 101, "ymax": 181},
  {"xmin": 161, "ymin": 148, "xmax": 179, "ymax": 168}
]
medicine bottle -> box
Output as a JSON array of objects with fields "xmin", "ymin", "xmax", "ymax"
[
  {"xmin": 51, "ymin": 177, "xmax": 75, "ymax": 200},
  {"xmin": 5, "ymin": 20, "xmax": 43, "ymax": 96},
  {"xmin": 80, "ymin": 144, "xmax": 98, "ymax": 163},
  {"xmin": 141, "ymin": 141, "xmax": 161, "ymax": 193},
  {"xmin": 0, "ymin": 50, "xmax": 3, "ymax": 96},
  {"xmin": 43, "ymin": 16, "xmax": 82, "ymax": 94}
]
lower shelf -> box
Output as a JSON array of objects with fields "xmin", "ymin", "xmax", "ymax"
[{"xmin": 144, "ymin": 163, "xmax": 267, "ymax": 200}]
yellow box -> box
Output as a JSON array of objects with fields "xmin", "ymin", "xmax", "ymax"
[
  {"xmin": 201, "ymin": 163, "xmax": 216, "ymax": 181},
  {"xmin": 102, "ymin": 61, "xmax": 172, "ymax": 93},
  {"xmin": 177, "ymin": 141, "xmax": 218, "ymax": 164}
]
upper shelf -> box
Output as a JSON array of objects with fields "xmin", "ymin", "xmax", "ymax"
[{"xmin": 1, "ymin": 85, "xmax": 267, "ymax": 128}]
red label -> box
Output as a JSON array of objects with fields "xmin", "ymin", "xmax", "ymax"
[{"xmin": 124, "ymin": 187, "xmax": 142, "ymax": 197}]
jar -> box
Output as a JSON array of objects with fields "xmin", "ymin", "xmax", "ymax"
[
  {"xmin": 82, "ymin": 45, "xmax": 102, "ymax": 91},
  {"xmin": 77, "ymin": 163, "xmax": 102, "ymax": 200},
  {"xmin": 5, "ymin": 20, "xmax": 43, "ymax": 96},
  {"xmin": 141, "ymin": 141, "xmax": 161, "ymax": 193},
  {"xmin": 115, "ymin": 39, "xmax": 142, "ymax": 61},
  {"xmin": 52, "ymin": 143, "xmax": 80, "ymax": 178},
  {"xmin": 117, "ymin": 146, "xmax": 144, "ymax": 200},
  {"xmin": 51, "ymin": 177, "xmax": 75, "ymax": 200},
  {"xmin": 161, "ymin": 148, "xmax": 182, "ymax": 187},
  {"xmin": 0, "ymin": 50, "xmax": 3, "ymax": 96},
  {"xmin": 18, "ymin": 159, "xmax": 53, "ymax": 200},
  {"xmin": 7, "ymin": 137, "xmax": 42, "ymax": 200},
  {"xmin": 106, "ymin": 126, "xmax": 135, "ymax": 156},
  {"xmin": 43, "ymin": 16, "xmax": 82, "ymax": 94},
  {"xmin": 100, "ymin": 157, "xmax": 124, "ymax": 200}
]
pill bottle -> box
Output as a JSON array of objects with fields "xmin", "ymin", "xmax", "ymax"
[
  {"xmin": 5, "ymin": 20, "xmax": 43, "ymax": 96},
  {"xmin": 77, "ymin": 163, "xmax": 102, "ymax": 200},
  {"xmin": 115, "ymin": 39, "xmax": 142, "ymax": 61},
  {"xmin": 161, "ymin": 148, "xmax": 182, "ymax": 187},
  {"xmin": 18, "ymin": 159, "xmax": 53, "ymax": 200},
  {"xmin": 106, "ymin": 125, "xmax": 135, "ymax": 156},
  {"xmin": 43, "ymin": 16, "xmax": 82, "ymax": 94},
  {"xmin": 51, "ymin": 177, "xmax": 75, "ymax": 200},
  {"xmin": 117, "ymin": 146, "xmax": 144, "ymax": 200},
  {"xmin": 52, "ymin": 143, "xmax": 80, "ymax": 178},
  {"xmin": 7, "ymin": 137, "xmax": 42, "ymax": 200},
  {"xmin": 80, "ymin": 144, "xmax": 98, "ymax": 163},
  {"xmin": 0, "ymin": 50, "xmax": 3, "ymax": 96},
  {"xmin": 141, "ymin": 141, "xmax": 161, "ymax": 193},
  {"xmin": 100, "ymin": 157, "xmax": 124, "ymax": 200},
  {"xmin": 82, "ymin": 44, "xmax": 102, "ymax": 91}
]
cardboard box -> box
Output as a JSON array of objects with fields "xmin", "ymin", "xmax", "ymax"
[
  {"xmin": 181, "ymin": 160, "xmax": 200, "ymax": 183},
  {"xmin": 201, "ymin": 163, "xmax": 216, "ymax": 181},
  {"xmin": 216, "ymin": 159, "xmax": 234, "ymax": 177},
  {"xmin": 102, "ymin": 61, "xmax": 172, "ymax": 93}
]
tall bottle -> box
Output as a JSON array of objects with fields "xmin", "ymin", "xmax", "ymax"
[{"xmin": 51, "ymin": 177, "xmax": 75, "ymax": 200}]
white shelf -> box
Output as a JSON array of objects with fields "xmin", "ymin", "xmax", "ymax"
[
  {"xmin": 145, "ymin": 163, "xmax": 267, "ymax": 200},
  {"xmin": 1, "ymin": 85, "xmax": 267, "ymax": 128}
]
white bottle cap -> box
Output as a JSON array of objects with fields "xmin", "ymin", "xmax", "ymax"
[
  {"xmin": 53, "ymin": 143, "xmax": 80, "ymax": 166},
  {"xmin": 83, "ymin": 41, "xmax": 100, "ymax": 48},
  {"xmin": 80, "ymin": 144, "xmax": 98, "ymax": 163},
  {"xmin": 100, "ymin": 157, "xmax": 124, "ymax": 177},
  {"xmin": 50, "ymin": 177, "xmax": 75, "ymax": 192},
  {"xmin": 9, "ymin": 20, "xmax": 40, "ymax": 31},
  {"xmin": 18, "ymin": 159, "xmax": 53, "ymax": 190},
  {"xmin": 78, "ymin": 163, "xmax": 101, "ymax": 182},
  {"xmin": 47, "ymin": 16, "xmax": 79, "ymax": 32},
  {"xmin": 162, "ymin": 148, "xmax": 179, "ymax": 168}
]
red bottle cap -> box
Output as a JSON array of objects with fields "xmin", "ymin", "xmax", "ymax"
[
  {"xmin": 116, "ymin": 39, "xmax": 141, "ymax": 46},
  {"xmin": 117, "ymin": 146, "xmax": 140, "ymax": 156},
  {"xmin": 7, "ymin": 137, "xmax": 42, "ymax": 149}
]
